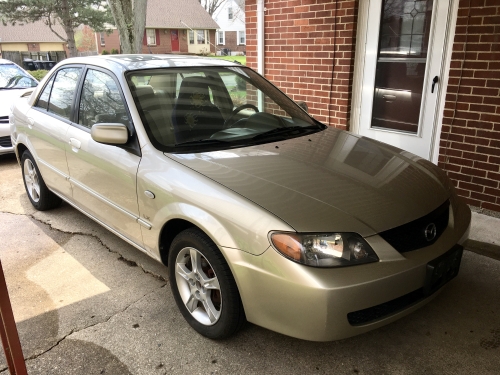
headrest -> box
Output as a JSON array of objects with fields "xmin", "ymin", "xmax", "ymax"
[{"xmin": 177, "ymin": 77, "xmax": 213, "ymax": 106}]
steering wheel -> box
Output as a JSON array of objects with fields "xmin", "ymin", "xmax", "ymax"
[{"xmin": 224, "ymin": 104, "xmax": 259, "ymax": 128}]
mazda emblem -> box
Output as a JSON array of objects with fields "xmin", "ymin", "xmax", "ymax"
[{"xmin": 424, "ymin": 223, "xmax": 437, "ymax": 241}]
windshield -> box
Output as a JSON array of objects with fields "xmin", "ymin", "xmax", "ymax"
[
  {"xmin": 0, "ymin": 63, "xmax": 38, "ymax": 89},
  {"xmin": 127, "ymin": 66, "xmax": 325, "ymax": 153}
]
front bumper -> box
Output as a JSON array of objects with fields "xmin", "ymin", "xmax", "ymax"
[
  {"xmin": 222, "ymin": 197, "xmax": 471, "ymax": 341},
  {"xmin": 0, "ymin": 118, "xmax": 14, "ymax": 155}
]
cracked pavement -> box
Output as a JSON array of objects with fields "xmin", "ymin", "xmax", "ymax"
[{"xmin": 1, "ymin": 152, "xmax": 500, "ymax": 375}]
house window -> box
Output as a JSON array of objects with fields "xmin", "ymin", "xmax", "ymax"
[
  {"xmin": 238, "ymin": 30, "xmax": 246, "ymax": 45},
  {"xmin": 146, "ymin": 29, "xmax": 156, "ymax": 46},
  {"xmin": 100, "ymin": 33, "xmax": 105, "ymax": 46},
  {"xmin": 189, "ymin": 30, "xmax": 194, "ymax": 44},
  {"xmin": 228, "ymin": 7, "xmax": 233, "ymax": 20},
  {"xmin": 197, "ymin": 30, "xmax": 206, "ymax": 44},
  {"xmin": 217, "ymin": 30, "xmax": 225, "ymax": 45}
]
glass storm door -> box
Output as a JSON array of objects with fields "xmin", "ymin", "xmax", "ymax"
[{"xmin": 357, "ymin": 0, "xmax": 452, "ymax": 159}]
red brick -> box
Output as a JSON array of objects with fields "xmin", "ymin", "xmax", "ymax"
[
  {"xmin": 462, "ymin": 166, "xmax": 488, "ymax": 177},
  {"xmin": 484, "ymin": 187, "xmax": 500, "ymax": 197},
  {"xmin": 472, "ymin": 176, "xmax": 500, "ymax": 189},
  {"xmin": 471, "ymin": 191, "xmax": 498, "ymax": 204},
  {"xmin": 482, "ymin": 202, "xmax": 500, "ymax": 212}
]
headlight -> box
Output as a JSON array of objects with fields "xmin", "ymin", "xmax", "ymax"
[{"xmin": 269, "ymin": 232, "xmax": 379, "ymax": 268}]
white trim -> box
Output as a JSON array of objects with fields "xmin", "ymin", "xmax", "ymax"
[
  {"xmin": 430, "ymin": 0, "xmax": 459, "ymax": 164},
  {"xmin": 217, "ymin": 30, "xmax": 225, "ymax": 45},
  {"xmin": 350, "ymin": 0, "xmax": 458, "ymax": 163},
  {"xmin": 349, "ymin": 0, "xmax": 370, "ymax": 134},
  {"xmin": 237, "ymin": 30, "xmax": 246, "ymax": 45}
]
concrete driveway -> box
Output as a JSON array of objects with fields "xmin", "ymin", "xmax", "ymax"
[{"xmin": 1, "ymin": 153, "xmax": 499, "ymax": 375}]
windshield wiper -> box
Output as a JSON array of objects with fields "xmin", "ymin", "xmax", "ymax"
[
  {"xmin": 174, "ymin": 138, "xmax": 230, "ymax": 147},
  {"xmin": 0, "ymin": 87, "xmax": 25, "ymax": 90},
  {"xmin": 251, "ymin": 125, "xmax": 320, "ymax": 140}
]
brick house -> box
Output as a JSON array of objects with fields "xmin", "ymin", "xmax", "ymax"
[
  {"xmin": 212, "ymin": 0, "xmax": 247, "ymax": 55},
  {"xmin": 245, "ymin": 0, "xmax": 500, "ymax": 214},
  {"xmin": 0, "ymin": 20, "xmax": 68, "ymax": 62},
  {"xmin": 97, "ymin": 0, "xmax": 219, "ymax": 55}
]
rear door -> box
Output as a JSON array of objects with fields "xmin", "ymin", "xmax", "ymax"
[
  {"xmin": 65, "ymin": 67, "xmax": 144, "ymax": 247},
  {"xmin": 26, "ymin": 66, "xmax": 83, "ymax": 198}
]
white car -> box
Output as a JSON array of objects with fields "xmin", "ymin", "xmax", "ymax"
[{"xmin": 0, "ymin": 58, "xmax": 38, "ymax": 155}]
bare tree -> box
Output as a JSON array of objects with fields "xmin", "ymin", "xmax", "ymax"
[
  {"xmin": 198, "ymin": 0, "xmax": 226, "ymax": 16},
  {"xmin": 107, "ymin": 0, "xmax": 148, "ymax": 54}
]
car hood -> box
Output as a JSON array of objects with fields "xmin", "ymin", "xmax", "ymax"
[{"xmin": 167, "ymin": 127, "xmax": 451, "ymax": 236}]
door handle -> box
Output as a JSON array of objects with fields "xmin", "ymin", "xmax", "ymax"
[
  {"xmin": 69, "ymin": 138, "xmax": 81, "ymax": 151},
  {"xmin": 431, "ymin": 76, "xmax": 439, "ymax": 93},
  {"xmin": 27, "ymin": 118, "xmax": 34, "ymax": 129}
]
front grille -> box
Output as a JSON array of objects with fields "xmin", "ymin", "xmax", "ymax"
[
  {"xmin": 347, "ymin": 288, "xmax": 425, "ymax": 326},
  {"xmin": 0, "ymin": 116, "xmax": 8, "ymax": 124},
  {"xmin": 0, "ymin": 136, "xmax": 12, "ymax": 148},
  {"xmin": 379, "ymin": 200, "xmax": 450, "ymax": 253}
]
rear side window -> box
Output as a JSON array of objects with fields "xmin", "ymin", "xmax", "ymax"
[
  {"xmin": 78, "ymin": 69, "xmax": 130, "ymax": 129},
  {"xmin": 48, "ymin": 68, "xmax": 82, "ymax": 120},
  {"xmin": 44, "ymin": 67, "xmax": 82, "ymax": 120}
]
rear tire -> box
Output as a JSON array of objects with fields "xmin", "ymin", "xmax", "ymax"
[
  {"xmin": 21, "ymin": 150, "xmax": 61, "ymax": 211},
  {"xmin": 168, "ymin": 228, "xmax": 245, "ymax": 339}
]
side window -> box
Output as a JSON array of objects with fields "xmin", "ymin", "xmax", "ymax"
[
  {"xmin": 35, "ymin": 77, "xmax": 55, "ymax": 110},
  {"xmin": 79, "ymin": 69, "xmax": 130, "ymax": 129},
  {"xmin": 47, "ymin": 67, "xmax": 82, "ymax": 120}
]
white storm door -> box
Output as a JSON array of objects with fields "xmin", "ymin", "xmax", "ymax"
[{"xmin": 357, "ymin": 0, "xmax": 452, "ymax": 159}]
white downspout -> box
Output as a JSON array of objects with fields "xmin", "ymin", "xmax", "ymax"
[{"xmin": 257, "ymin": 0, "xmax": 265, "ymax": 110}]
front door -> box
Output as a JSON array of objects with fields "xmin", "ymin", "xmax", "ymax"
[
  {"xmin": 66, "ymin": 67, "xmax": 144, "ymax": 247},
  {"xmin": 356, "ymin": 0, "xmax": 452, "ymax": 160},
  {"xmin": 171, "ymin": 30, "xmax": 180, "ymax": 52}
]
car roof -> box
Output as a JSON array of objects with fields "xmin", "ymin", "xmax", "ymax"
[{"xmin": 57, "ymin": 54, "xmax": 241, "ymax": 74}]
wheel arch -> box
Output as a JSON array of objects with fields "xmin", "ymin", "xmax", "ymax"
[{"xmin": 158, "ymin": 218, "xmax": 196, "ymax": 266}]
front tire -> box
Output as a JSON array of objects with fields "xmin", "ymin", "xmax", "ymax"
[
  {"xmin": 21, "ymin": 150, "xmax": 61, "ymax": 211},
  {"xmin": 168, "ymin": 228, "xmax": 245, "ymax": 339}
]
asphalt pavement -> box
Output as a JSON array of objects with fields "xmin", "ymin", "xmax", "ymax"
[{"xmin": 1, "ymin": 152, "xmax": 499, "ymax": 375}]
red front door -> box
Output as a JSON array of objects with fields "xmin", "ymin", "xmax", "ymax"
[{"xmin": 171, "ymin": 30, "xmax": 179, "ymax": 52}]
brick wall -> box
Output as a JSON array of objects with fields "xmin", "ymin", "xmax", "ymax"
[
  {"xmin": 221, "ymin": 31, "xmax": 246, "ymax": 54},
  {"xmin": 98, "ymin": 31, "xmax": 121, "ymax": 54},
  {"xmin": 438, "ymin": 0, "xmax": 500, "ymax": 212},
  {"xmin": 246, "ymin": 0, "xmax": 358, "ymax": 128}
]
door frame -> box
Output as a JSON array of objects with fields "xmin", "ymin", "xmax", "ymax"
[{"xmin": 350, "ymin": 0, "xmax": 460, "ymax": 163}]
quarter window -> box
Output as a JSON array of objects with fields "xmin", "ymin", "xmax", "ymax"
[
  {"xmin": 35, "ymin": 77, "xmax": 55, "ymax": 110},
  {"xmin": 79, "ymin": 69, "xmax": 130, "ymax": 129}
]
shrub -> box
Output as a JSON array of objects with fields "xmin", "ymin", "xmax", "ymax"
[
  {"xmin": 101, "ymin": 50, "xmax": 109, "ymax": 55},
  {"xmin": 29, "ymin": 70, "xmax": 49, "ymax": 81},
  {"xmin": 235, "ymin": 76, "xmax": 246, "ymax": 91},
  {"xmin": 111, "ymin": 48, "xmax": 119, "ymax": 54}
]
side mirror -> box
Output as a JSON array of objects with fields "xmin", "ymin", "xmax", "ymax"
[
  {"xmin": 91, "ymin": 123, "xmax": 129, "ymax": 145},
  {"xmin": 297, "ymin": 101, "xmax": 309, "ymax": 113}
]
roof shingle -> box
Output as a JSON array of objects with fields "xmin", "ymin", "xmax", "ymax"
[
  {"xmin": 0, "ymin": 20, "xmax": 66, "ymax": 43},
  {"xmin": 146, "ymin": 0, "xmax": 219, "ymax": 29}
]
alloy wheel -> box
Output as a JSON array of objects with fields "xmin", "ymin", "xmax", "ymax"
[
  {"xmin": 175, "ymin": 247, "xmax": 222, "ymax": 326},
  {"xmin": 24, "ymin": 158, "xmax": 41, "ymax": 203}
]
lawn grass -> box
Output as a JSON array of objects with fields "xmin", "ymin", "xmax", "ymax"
[{"xmin": 209, "ymin": 55, "xmax": 246, "ymax": 65}]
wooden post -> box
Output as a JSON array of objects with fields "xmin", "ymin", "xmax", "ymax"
[{"xmin": 0, "ymin": 260, "xmax": 28, "ymax": 375}]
